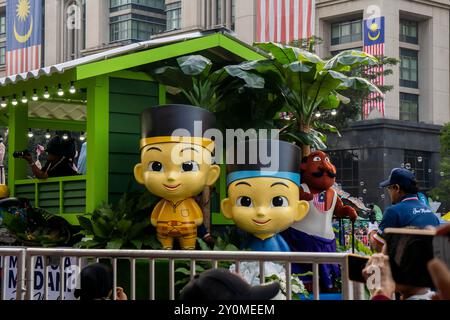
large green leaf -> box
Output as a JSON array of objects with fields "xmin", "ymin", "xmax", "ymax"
[
  {"xmin": 223, "ymin": 64, "xmax": 265, "ymax": 88},
  {"xmin": 177, "ymin": 55, "xmax": 212, "ymax": 78},
  {"xmin": 106, "ymin": 239, "xmax": 124, "ymax": 249},
  {"xmin": 77, "ymin": 216, "xmax": 93, "ymax": 235},
  {"xmin": 324, "ymin": 50, "xmax": 379, "ymax": 71},
  {"xmin": 254, "ymin": 42, "xmax": 298, "ymax": 65},
  {"xmin": 128, "ymin": 220, "xmax": 150, "ymax": 239},
  {"xmin": 150, "ymin": 65, "xmax": 193, "ymax": 89},
  {"xmin": 117, "ymin": 219, "xmax": 133, "ymax": 235},
  {"xmin": 286, "ymin": 61, "xmax": 313, "ymax": 73}
]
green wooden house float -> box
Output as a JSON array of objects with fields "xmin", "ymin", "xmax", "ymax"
[{"xmin": 0, "ymin": 29, "xmax": 266, "ymax": 226}]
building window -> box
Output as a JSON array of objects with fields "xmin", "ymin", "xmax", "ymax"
[
  {"xmin": 329, "ymin": 149, "xmax": 360, "ymax": 197},
  {"xmin": 331, "ymin": 19, "xmax": 362, "ymax": 45},
  {"xmin": 404, "ymin": 150, "xmax": 431, "ymax": 189},
  {"xmin": 400, "ymin": 93, "xmax": 419, "ymax": 122},
  {"xmin": 166, "ymin": 1, "xmax": 181, "ymax": 30},
  {"xmin": 111, "ymin": 0, "xmax": 165, "ymax": 10},
  {"xmin": 400, "ymin": 19, "xmax": 418, "ymax": 44},
  {"xmin": 231, "ymin": 0, "xmax": 236, "ymax": 30},
  {"xmin": 110, "ymin": 17, "xmax": 164, "ymax": 42},
  {"xmin": 0, "ymin": 44, "xmax": 5, "ymax": 65},
  {"xmin": 0, "ymin": 13, "xmax": 5, "ymax": 35},
  {"xmin": 216, "ymin": 0, "xmax": 222, "ymax": 25},
  {"xmin": 400, "ymin": 48, "xmax": 418, "ymax": 88}
]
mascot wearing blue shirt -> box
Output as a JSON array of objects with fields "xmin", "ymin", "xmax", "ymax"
[{"xmin": 221, "ymin": 139, "xmax": 309, "ymax": 251}]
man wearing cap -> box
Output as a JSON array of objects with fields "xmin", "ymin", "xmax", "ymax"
[
  {"xmin": 369, "ymin": 168, "xmax": 440, "ymax": 252},
  {"xmin": 134, "ymin": 105, "xmax": 220, "ymax": 250},
  {"xmin": 221, "ymin": 139, "xmax": 309, "ymax": 251}
]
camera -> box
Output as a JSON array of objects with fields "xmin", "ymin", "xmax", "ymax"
[{"xmin": 13, "ymin": 150, "xmax": 30, "ymax": 158}]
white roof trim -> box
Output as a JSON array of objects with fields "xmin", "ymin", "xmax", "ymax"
[{"xmin": 0, "ymin": 30, "xmax": 206, "ymax": 87}]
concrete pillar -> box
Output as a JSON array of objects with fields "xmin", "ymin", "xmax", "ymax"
[{"xmin": 85, "ymin": 0, "xmax": 109, "ymax": 51}]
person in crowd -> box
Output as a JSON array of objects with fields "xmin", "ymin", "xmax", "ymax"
[
  {"xmin": 77, "ymin": 141, "xmax": 87, "ymax": 175},
  {"xmin": 74, "ymin": 263, "xmax": 127, "ymax": 300},
  {"xmin": 369, "ymin": 168, "xmax": 440, "ymax": 252},
  {"xmin": 21, "ymin": 135, "xmax": 78, "ymax": 179},
  {"xmin": 180, "ymin": 268, "xmax": 281, "ymax": 301},
  {"xmin": 363, "ymin": 224, "xmax": 450, "ymax": 300}
]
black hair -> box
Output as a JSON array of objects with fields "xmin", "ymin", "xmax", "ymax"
[
  {"xmin": 74, "ymin": 263, "xmax": 113, "ymax": 300},
  {"xmin": 399, "ymin": 180, "xmax": 419, "ymax": 195},
  {"xmin": 46, "ymin": 135, "xmax": 77, "ymax": 159}
]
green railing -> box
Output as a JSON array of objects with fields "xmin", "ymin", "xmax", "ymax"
[{"xmin": 14, "ymin": 175, "xmax": 86, "ymax": 225}]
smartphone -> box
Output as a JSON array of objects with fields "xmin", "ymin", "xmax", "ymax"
[
  {"xmin": 347, "ymin": 254, "xmax": 370, "ymax": 283},
  {"xmin": 384, "ymin": 227, "xmax": 450, "ymax": 288}
]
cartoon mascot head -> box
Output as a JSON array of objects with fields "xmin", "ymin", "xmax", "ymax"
[{"xmin": 300, "ymin": 151, "xmax": 336, "ymax": 191}]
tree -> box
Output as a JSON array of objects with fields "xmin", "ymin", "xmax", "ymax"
[
  {"xmin": 323, "ymin": 55, "xmax": 398, "ymax": 128},
  {"xmin": 227, "ymin": 42, "xmax": 382, "ymax": 157},
  {"xmin": 430, "ymin": 123, "xmax": 450, "ymax": 212}
]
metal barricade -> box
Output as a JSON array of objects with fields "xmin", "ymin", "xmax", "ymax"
[
  {"xmin": 0, "ymin": 247, "xmax": 26, "ymax": 300},
  {"xmin": 0, "ymin": 247, "xmax": 365, "ymax": 300}
]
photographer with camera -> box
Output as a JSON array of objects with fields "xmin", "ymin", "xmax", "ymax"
[{"xmin": 15, "ymin": 135, "xmax": 78, "ymax": 179}]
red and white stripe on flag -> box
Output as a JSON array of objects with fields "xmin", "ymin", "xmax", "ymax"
[
  {"xmin": 256, "ymin": 0, "xmax": 315, "ymax": 43},
  {"xmin": 6, "ymin": 45, "xmax": 42, "ymax": 76},
  {"xmin": 363, "ymin": 43, "xmax": 385, "ymax": 119},
  {"xmin": 313, "ymin": 192, "xmax": 326, "ymax": 212}
]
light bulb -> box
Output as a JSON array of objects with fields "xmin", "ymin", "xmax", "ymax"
[
  {"xmin": 79, "ymin": 132, "xmax": 86, "ymax": 141},
  {"xmin": 43, "ymin": 87, "xmax": 50, "ymax": 99},
  {"xmin": 27, "ymin": 129, "xmax": 34, "ymax": 138},
  {"xmin": 32, "ymin": 90, "xmax": 39, "ymax": 101},
  {"xmin": 45, "ymin": 130, "xmax": 51, "ymax": 139},
  {"xmin": 331, "ymin": 109, "xmax": 337, "ymax": 116},
  {"xmin": 11, "ymin": 96, "xmax": 18, "ymax": 106},
  {"xmin": 315, "ymin": 111, "xmax": 321, "ymax": 118},
  {"xmin": 21, "ymin": 92, "xmax": 28, "ymax": 104},
  {"xmin": 69, "ymin": 82, "xmax": 76, "ymax": 94},
  {"xmin": 57, "ymin": 85, "xmax": 64, "ymax": 97},
  {"xmin": 1, "ymin": 97, "xmax": 6, "ymax": 108},
  {"xmin": 62, "ymin": 133, "xmax": 68, "ymax": 140}
]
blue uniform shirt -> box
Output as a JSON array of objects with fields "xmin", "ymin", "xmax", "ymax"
[
  {"xmin": 377, "ymin": 194, "xmax": 440, "ymax": 238},
  {"xmin": 245, "ymin": 233, "xmax": 291, "ymax": 252}
]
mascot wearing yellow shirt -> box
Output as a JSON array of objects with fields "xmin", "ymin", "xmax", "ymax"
[{"xmin": 134, "ymin": 105, "xmax": 220, "ymax": 250}]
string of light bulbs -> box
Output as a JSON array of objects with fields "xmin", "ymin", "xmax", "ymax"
[{"xmin": 1, "ymin": 81, "xmax": 80, "ymax": 108}]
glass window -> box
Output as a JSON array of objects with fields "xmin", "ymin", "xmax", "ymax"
[
  {"xmin": 110, "ymin": 0, "xmax": 165, "ymax": 10},
  {"xmin": 331, "ymin": 20, "xmax": 362, "ymax": 45},
  {"xmin": 400, "ymin": 48, "xmax": 418, "ymax": 88},
  {"xmin": 231, "ymin": 0, "xmax": 235, "ymax": 30},
  {"xmin": 404, "ymin": 150, "xmax": 431, "ymax": 189},
  {"xmin": 166, "ymin": 1, "xmax": 181, "ymax": 30},
  {"xmin": 329, "ymin": 149, "xmax": 360, "ymax": 197},
  {"xmin": 0, "ymin": 13, "xmax": 5, "ymax": 35},
  {"xmin": 110, "ymin": 18, "xmax": 164, "ymax": 42},
  {"xmin": 400, "ymin": 19, "xmax": 418, "ymax": 44},
  {"xmin": 216, "ymin": 0, "xmax": 222, "ymax": 25},
  {"xmin": 400, "ymin": 93, "xmax": 419, "ymax": 122},
  {"xmin": 0, "ymin": 45, "xmax": 5, "ymax": 65}
]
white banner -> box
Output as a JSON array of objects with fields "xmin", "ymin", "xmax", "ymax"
[{"xmin": 1, "ymin": 255, "xmax": 78, "ymax": 300}]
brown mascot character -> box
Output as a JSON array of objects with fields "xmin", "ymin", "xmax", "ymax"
[{"xmin": 282, "ymin": 150, "xmax": 357, "ymax": 292}]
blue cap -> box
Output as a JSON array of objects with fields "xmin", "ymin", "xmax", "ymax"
[{"xmin": 379, "ymin": 168, "xmax": 417, "ymax": 188}]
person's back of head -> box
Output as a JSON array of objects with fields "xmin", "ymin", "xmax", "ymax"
[
  {"xmin": 74, "ymin": 263, "xmax": 113, "ymax": 300},
  {"xmin": 180, "ymin": 268, "xmax": 280, "ymax": 301},
  {"xmin": 46, "ymin": 135, "xmax": 77, "ymax": 160}
]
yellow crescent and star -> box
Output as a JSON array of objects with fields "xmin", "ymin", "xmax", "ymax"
[
  {"xmin": 13, "ymin": 0, "xmax": 33, "ymax": 43},
  {"xmin": 368, "ymin": 22, "xmax": 381, "ymax": 41}
]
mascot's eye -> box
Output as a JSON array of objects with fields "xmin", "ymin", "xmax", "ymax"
[
  {"xmin": 325, "ymin": 157, "xmax": 330, "ymax": 162},
  {"xmin": 236, "ymin": 196, "xmax": 253, "ymax": 207},
  {"xmin": 313, "ymin": 156, "xmax": 321, "ymax": 162},
  {"xmin": 181, "ymin": 161, "xmax": 199, "ymax": 172},
  {"xmin": 271, "ymin": 196, "xmax": 289, "ymax": 207},
  {"xmin": 148, "ymin": 161, "xmax": 163, "ymax": 172}
]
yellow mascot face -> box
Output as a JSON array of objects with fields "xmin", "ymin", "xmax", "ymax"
[
  {"xmin": 134, "ymin": 142, "xmax": 220, "ymax": 202},
  {"xmin": 221, "ymin": 177, "xmax": 309, "ymax": 240}
]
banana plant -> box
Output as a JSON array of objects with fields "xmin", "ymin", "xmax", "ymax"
[
  {"xmin": 227, "ymin": 42, "xmax": 383, "ymax": 156},
  {"xmin": 150, "ymin": 55, "xmax": 263, "ymax": 112}
]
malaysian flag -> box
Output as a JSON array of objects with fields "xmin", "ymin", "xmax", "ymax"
[
  {"xmin": 362, "ymin": 16, "xmax": 385, "ymax": 119},
  {"xmin": 313, "ymin": 191, "xmax": 326, "ymax": 212},
  {"xmin": 6, "ymin": 0, "xmax": 43, "ymax": 76},
  {"xmin": 256, "ymin": 0, "xmax": 315, "ymax": 43}
]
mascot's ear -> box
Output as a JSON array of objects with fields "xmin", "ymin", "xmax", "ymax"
[{"xmin": 221, "ymin": 198, "xmax": 233, "ymax": 220}]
